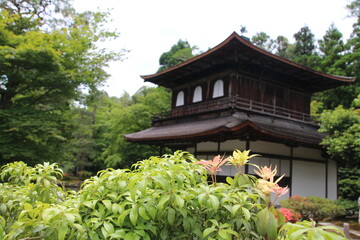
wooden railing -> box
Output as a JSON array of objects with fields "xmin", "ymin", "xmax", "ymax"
[
  {"xmin": 231, "ymin": 96, "xmax": 312, "ymax": 122},
  {"xmin": 152, "ymin": 96, "xmax": 314, "ymax": 123}
]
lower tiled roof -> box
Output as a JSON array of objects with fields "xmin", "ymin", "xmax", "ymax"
[{"xmin": 124, "ymin": 111, "xmax": 324, "ymax": 147}]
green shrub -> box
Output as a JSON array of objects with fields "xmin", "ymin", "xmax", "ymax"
[
  {"xmin": 336, "ymin": 199, "xmax": 358, "ymax": 216},
  {"xmin": 279, "ymin": 220, "xmax": 346, "ymax": 240},
  {"xmin": 280, "ymin": 196, "xmax": 345, "ymax": 222},
  {"xmin": 78, "ymin": 170, "xmax": 93, "ymax": 179},
  {"xmin": 0, "ymin": 151, "xmax": 347, "ymax": 240},
  {"xmin": 338, "ymin": 168, "xmax": 360, "ymax": 201}
]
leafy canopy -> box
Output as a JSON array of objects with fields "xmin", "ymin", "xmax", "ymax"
[
  {"xmin": 0, "ymin": 0, "xmax": 122, "ymax": 165},
  {"xmin": 318, "ymin": 102, "xmax": 360, "ymax": 168},
  {"xmin": 158, "ymin": 39, "xmax": 197, "ymax": 72}
]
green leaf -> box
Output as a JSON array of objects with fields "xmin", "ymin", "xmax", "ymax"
[
  {"xmin": 209, "ymin": 195, "xmax": 219, "ymax": 210},
  {"xmin": 267, "ymin": 211, "xmax": 278, "ymax": 240},
  {"xmin": 110, "ymin": 229, "xmax": 127, "ymax": 239},
  {"xmin": 226, "ymin": 177, "xmax": 234, "ymax": 185},
  {"xmin": 139, "ymin": 205, "xmax": 149, "ymax": 220},
  {"xmin": 203, "ymin": 227, "xmax": 217, "ymax": 238},
  {"xmin": 124, "ymin": 231, "xmax": 135, "ymax": 240},
  {"xmin": 102, "ymin": 200, "xmax": 112, "ymax": 211},
  {"xmin": 323, "ymin": 230, "xmax": 346, "ymax": 240},
  {"xmin": 23, "ymin": 203, "xmax": 33, "ymax": 211},
  {"xmin": 138, "ymin": 179, "xmax": 147, "ymax": 195},
  {"xmin": 57, "ymin": 227, "xmax": 68, "ymax": 240},
  {"xmin": 64, "ymin": 213, "xmax": 75, "ymax": 224},
  {"xmin": 33, "ymin": 224, "xmax": 47, "ymax": 233},
  {"xmin": 242, "ymin": 207, "xmax": 250, "ymax": 220},
  {"xmin": 157, "ymin": 195, "xmax": 170, "ymax": 210},
  {"xmin": 117, "ymin": 209, "xmax": 131, "ymax": 226},
  {"xmin": 103, "ymin": 221, "xmax": 114, "ymax": 234},
  {"xmin": 160, "ymin": 228, "xmax": 169, "ymax": 240},
  {"xmin": 256, "ymin": 208, "xmax": 269, "ymax": 235},
  {"xmin": 130, "ymin": 205, "xmax": 139, "ymax": 226},
  {"xmin": 198, "ymin": 193, "xmax": 206, "ymax": 206},
  {"xmin": 167, "ymin": 208, "xmax": 175, "ymax": 225},
  {"xmin": 152, "ymin": 175, "xmax": 169, "ymax": 189},
  {"xmin": 218, "ymin": 229, "xmax": 229, "ymax": 239},
  {"xmin": 146, "ymin": 205, "xmax": 157, "ymax": 220},
  {"xmin": 311, "ymin": 229, "xmax": 326, "ymax": 240},
  {"xmin": 0, "ymin": 204, "xmax": 6, "ymax": 215},
  {"xmin": 175, "ymin": 194, "xmax": 185, "ymax": 209}
]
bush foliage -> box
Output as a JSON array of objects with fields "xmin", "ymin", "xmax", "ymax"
[
  {"xmin": 280, "ymin": 196, "xmax": 345, "ymax": 222},
  {"xmin": 0, "ymin": 151, "xmax": 346, "ymax": 240}
]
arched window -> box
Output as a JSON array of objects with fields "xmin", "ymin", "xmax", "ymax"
[
  {"xmin": 193, "ymin": 86, "xmax": 202, "ymax": 103},
  {"xmin": 175, "ymin": 91, "xmax": 184, "ymax": 107},
  {"xmin": 212, "ymin": 79, "xmax": 224, "ymax": 98}
]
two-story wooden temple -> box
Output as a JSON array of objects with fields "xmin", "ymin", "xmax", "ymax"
[{"xmin": 125, "ymin": 32, "xmax": 355, "ymax": 200}]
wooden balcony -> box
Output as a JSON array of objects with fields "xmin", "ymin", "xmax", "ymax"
[{"xmin": 153, "ymin": 96, "xmax": 314, "ymax": 123}]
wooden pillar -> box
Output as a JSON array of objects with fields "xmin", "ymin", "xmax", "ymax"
[
  {"xmin": 325, "ymin": 159, "xmax": 329, "ymax": 198},
  {"xmin": 194, "ymin": 143, "xmax": 198, "ymax": 158},
  {"xmin": 290, "ymin": 146, "xmax": 293, "ymax": 197},
  {"xmin": 206, "ymin": 80, "xmax": 211, "ymax": 100},
  {"xmin": 245, "ymin": 136, "xmax": 250, "ymax": 174}
]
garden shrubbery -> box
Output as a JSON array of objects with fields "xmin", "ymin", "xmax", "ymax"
[
  {"xmin": 0, "ymin": 150, "xmax": 347, "ymax": 240},
  {"xmin": 280, "ymin": 195, "xmax": 345, "ymax": 222}
]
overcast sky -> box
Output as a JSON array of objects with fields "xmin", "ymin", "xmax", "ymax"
[{"xmin": 73, "ymin": 0, "xmax": 355, "ymax": 97}]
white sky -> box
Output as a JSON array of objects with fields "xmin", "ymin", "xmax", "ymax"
[{"xmin": 73, "ymin": 0, "xmax": 356, "ymax": 97}]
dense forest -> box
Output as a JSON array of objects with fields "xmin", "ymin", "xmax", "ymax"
[{"xmin": 0, "ymin": 0, "xmax": 359, "ymax": 199}]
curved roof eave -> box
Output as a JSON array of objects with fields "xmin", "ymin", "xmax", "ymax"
[
  {"xmin": 124, "ymin": 118, "xmax": 322, "ymax": 147},
  {"xmin": 141, "ymin": 32, "xmax": 355, "ymax": 84}
]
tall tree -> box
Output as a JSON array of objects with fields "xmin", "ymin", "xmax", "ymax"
[
  {"xmin": 101, "ymin": 86, "xmax": 171, "ymax": 168},
  {"xmin": 313, "ymin": 24, "xmax": 353, "ymax": 110},
  {"xmin": 274, "ymin": 35, "xmax": 292, "ymax": 58},
  {"xmin": 318, "ymin": 24, "xmax": 347, "ymax": 75},
  {"xmin": 251, "ymin": 32, "xmax": 275, "ymax": 52},
  {"xmin": 292, "ymin": 25, "xmax": 320, "ymax": 68},
  {"xmin": 313, "ymin": 1, "xmax": 360, "ymax": 110},
  {"xmin": 158, "ymin": 39, "xmax": 197, "ymax": 72},
  {"xmin": 0, "ymin": 0, "xmax": 122, "ymax": 165}
]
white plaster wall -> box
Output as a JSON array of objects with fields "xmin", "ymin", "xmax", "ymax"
[
  {"xmin": 219, "ymin": 140, "xmax": 246, "ymax": 152},
  {"xmin": 327, "ymin": 159, "xmax": 338, "ymax": 200},
  {"xmin": 217, "ymin": 165, "xmax": 240, "ymax": 176},
  {"xmin": 292, "ymin": 160, "xmax": 326, "ymax": 198},
  {"xmin": 248, "ymin": 157, "xmax": 269, "ymax": 174},
  {"xmin": 197, "ymin": 141, "xmax": 218, "ymax": 151},
  {"xmin": 293, "ymin": 147, "xmax": 324, "ymax": 160},
  {"xmin": 280, "ymin": 159, "xmax": 291, "ymax": 177},
  {"xmin": 250, "ymin": 141, "xmax": 290, "ymax": 156},
  {"xmin": 187, "ymin": 147, "xmax": 196, "ymax": 154},
  {"xmin": 196, "ymin": 155, "xmax": 208, "ymax": 161},
  {"xmin": 248, "ymin": 157, "xmax": 290, "ymax": 177}
]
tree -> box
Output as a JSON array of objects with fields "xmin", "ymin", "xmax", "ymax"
[
  {"xmin": 0, "ymin": 0, "xmax": 122, "ymax": 165},
  {"xmin": 318, "ymin": 103, "xmax": 360, "ymax": 168},
  {"xmin": 251, "ymin": 32, "xmax": 275, "ymax": 52},
  {"xmin": 318, "ymin": 24, "xmax": 347, "ymax": 75},
  {"xmin": 312, "ymin": 1, "xmax": 360, "ymax": 110},
  {"xmin": 101, "ymin": 86, "xmax": 171, "ymax": 168},
  {"xmin": 312, "ymin": 25, "xmax": 353, "ymax": 110},
  {"xmin": 274, "ymin": 35, "xmax": 292, "ymax": 58},
  {"xmin": 158, "ymin": 39, "xmax": 197, "ymax": 72},
  {"xmin": 292, "ymin": 25, "xmax": 320, "ymax": 68}
]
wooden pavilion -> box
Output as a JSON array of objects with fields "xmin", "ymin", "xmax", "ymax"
[{"xmin": 125, "ymin": 32, "xmax": 355, "ymax": 199}]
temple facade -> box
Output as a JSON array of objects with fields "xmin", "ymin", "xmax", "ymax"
[{"xmin": 125, "ymin": 32, "xmax": 354, "ymax": 200}]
